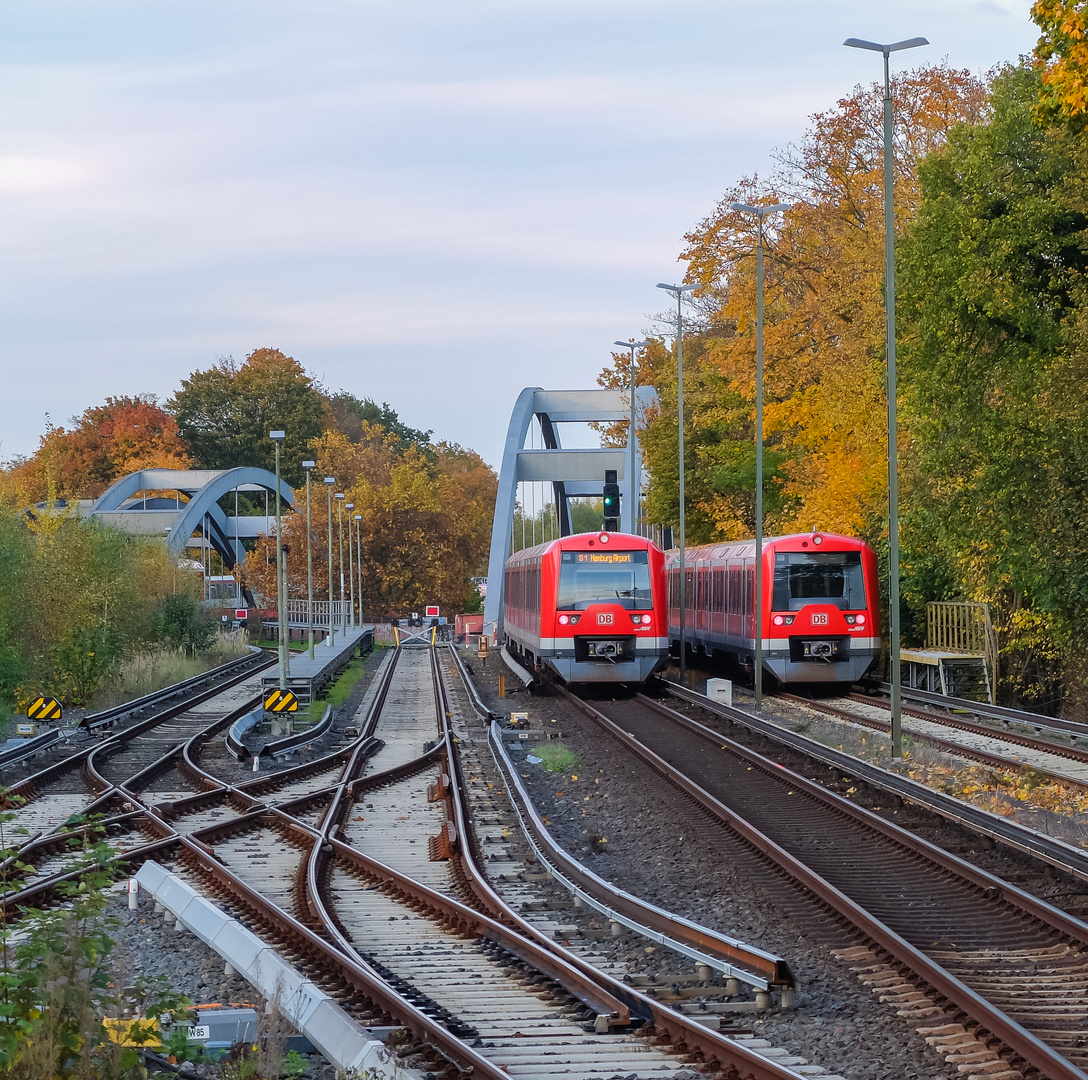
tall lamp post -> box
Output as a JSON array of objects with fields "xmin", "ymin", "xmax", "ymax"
[
  {"xmin": 302, "ymin": 460, "xmax": 316, "ymax": 660},
  {"xmin": 345, "ymin": 502, "xmax": 355, "ymax": 629},
  {"xmin": 324, "ymin": 477, "xmax": 336, "ymax": 648},
  {"xmin": 269, "ymin": 431, "xmax": 288, "ymax": 690},
  {"xmin": 353, "ymin": 513, "xmax": 363, "ymax": 628},
  {"xmin": 844, "ymin": 33, "xmax": 928, "ymax": 758},
  {"xmin": 335, "ymin": 493, "xmax": 347, "ymax": 635},
  {"xmin": 613, "ymin": 339, "xmax": 652, "ymax": 536},
  {"xmin": 729, "ymin": 201, "xmax": 792, "ymax": 711},
  {"xmin": 656, "ymin": 282, "xmax": 698, "ymax": 680}
]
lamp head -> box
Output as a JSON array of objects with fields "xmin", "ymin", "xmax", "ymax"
[
  {"xmin": 656, "ymin": 282, "xmax": 697, "ymax": 294},
  {"xmin": 324, "ymin": 477, "xmax": 335, "ymax": 486},
  {"xmin": 354, "ymin": 514, "xmax": 361, "ymax": 521},
  {"xmin": 345, "ymin": 502, "xmax": 354, "ymax": 510},
  {"xmin": 269, "ymin": 430, "xmax": 286, "ymax": 442},
  {"xmin": 843, "ymin": 35, "xmax": 928, "ymax": 55},
  {"xmin": 335, "ymin": 492, "xmax": 345, "ymax": 501},
  {"xmin": 731, "ymin": 201, "xmax": 793, "ymax": 217},
  {"xmin": 614, "ymin": 339, "xmax": 652, "ymax": 349},
  {"xmin": 302, "ymin": 460, "xmax": 316, "ymax": 470}
]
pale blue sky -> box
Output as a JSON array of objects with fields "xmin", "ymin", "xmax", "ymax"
[{"xmin": 0, "ymin": 0, "xmax": 1038, "ymax": 467}]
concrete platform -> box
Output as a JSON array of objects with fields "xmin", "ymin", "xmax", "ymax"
[{"xmin": 260, "ymin": 625, "xmax": 374, "ymax": 705}]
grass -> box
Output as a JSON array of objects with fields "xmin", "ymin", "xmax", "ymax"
[
  {"xmin": 532, "ymin": 742, "xmax": 582, "ymax": 774},
  {"xmin": 90, "ymin": 633, "xmax": 252, "ymax": 711},
  {"xmin": 324, "ymin": 646, "xmax": 385, "ymax": 708}
]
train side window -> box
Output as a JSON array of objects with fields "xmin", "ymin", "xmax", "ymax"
[
  {"xmin": 712, "ymin": 570, "xmax": 724, "ymax": 613},
  {"xmin": 684, "ymin": 569, "xmax": 695, "ymax": 611},
  {"xmin": 728, "ymin": 567, "xmax": 741, "ymax": 614},
  {"xmin": 745, "ymin": 566, "xmax": 754, "ymax": 617}
]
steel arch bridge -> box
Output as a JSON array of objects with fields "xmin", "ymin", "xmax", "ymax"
[
  {"xmin": 87, "ymin": 467, "xmax": 294, "ymax": 570},
  {"xmin": 482, "ymin": 386, "xmax": 657, "ymax": 637}
]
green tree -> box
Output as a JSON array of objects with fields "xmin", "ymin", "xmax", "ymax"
[
  {"xmin": 169, "ymin": 348, "xmax": 325, "ymax": 486},
  {"xmin": 899, "ymin": 63, "xmax": 1088, "ymax": 707},
  {"xmin": 323, "ymin": 390, "xmax": 433, "ymax": 453}
]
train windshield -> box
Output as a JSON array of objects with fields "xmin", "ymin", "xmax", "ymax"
[
  {"xmin": 557, "ymin": 550, "xmax": 653, "ymax": 610},
  {"xmin": 772, "ymin": 551, "xmax": 865, "ymax": 611}
]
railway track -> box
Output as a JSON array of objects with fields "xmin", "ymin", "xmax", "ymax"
[
  {"xmin": 775, "ymin": 691, "xmax": 1088, "ymax": 791},
  {"xmin": 558, "ymin": 685, "xmax": 1088, "ymax": 1080},
  {"xmin": 1, "ymin": 645, "xmax": 812, "ymax": 1080}
]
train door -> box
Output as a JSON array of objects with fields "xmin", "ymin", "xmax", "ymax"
[
  {"xmin": 727, "ymin": 563, "xmax": 742, "ymax": 640},
  {"xmin": 744, "ymin": 561, "xmax": 755, "ymax": 643},
  {"xmin": 696, "ymin": 568, "xmax": 709, "ymax": 633},
  {"xmin": 712, "ymin": 568, "xmax": 725, "ymax": 637}
]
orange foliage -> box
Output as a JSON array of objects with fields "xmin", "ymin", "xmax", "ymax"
[
  {"xmin": 6, "ymin": 396, "xmax": 189, "ymax": 503},
  {"xmin": 674, "ymin": 65, "xmax": 987, "ymax": 537}
]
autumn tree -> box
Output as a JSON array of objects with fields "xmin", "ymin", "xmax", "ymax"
[
  {"xmin": 607, "ymin": 65, "xmax": 987, "ymax": 551},
  {"xmin": 5, "ymin": 396, "xmax": 188, "ymax": 503},
  {"xmin": 244, "ymin": 429, "xmax": 496, "ymax": 617},
  {"xmin": 323, "ymin": 391, "xmax": 433, "ymax": 452},
  {"xmin": 1033, "ymin": 0, "xmax": 1088, "ymax": 125},
  {"xmin": 168, "ymin": 348, "xmax": 324, "ymax": 486}
]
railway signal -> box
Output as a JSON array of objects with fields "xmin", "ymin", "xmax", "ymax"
[
  {"xmin": 27, "ymin": 696, "xmax": 62, "ymax": 722},
  {"xmin": 603, "ymin": 469, "xmax": 620, "ymax": 532}
]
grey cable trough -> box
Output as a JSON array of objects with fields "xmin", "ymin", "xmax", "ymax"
[{"xmin": 134, "ymin": 860, "xmax": 412, "ymax": 1079}]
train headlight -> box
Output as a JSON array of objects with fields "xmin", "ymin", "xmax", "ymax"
[
  {"xmin": 784, "ymin": 615, "xmax": 796, "ymax": 626},
  {"xmin": 559, "ymin": 615, "xmax": 569, "ymax": 625},
  {"xmin": 773, "ymin": 615, "xmax": 784, "ymax": 626},
  {"xmin": 845, "ymin": 614, "xmax": 855, "ymax": 625},
  {"xmin": 812, "ymin": 533, "xmax": 823, "ymax": 545},
  {"xmin": 598, "ymin": 532, "xmax": 610, "ymax": 543},
  {"xmin": 569, "ymin": 614, "xmax": 581, "ymax": 625}
]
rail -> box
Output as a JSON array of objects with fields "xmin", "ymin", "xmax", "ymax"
[
  {"xmin": 644, "ymin": 683, "xmax": 1088, "ymax": 1080},
  {"xmin": 488, "ymin": 716, "xmax": 793, "ymax": 991},
  {"xmin": 0, "ymin": 728, "xmax": 65, "ymax": 768},
  {"xmin": 265, "ymin": 704, "xmax": 334, "ymax": 758},
  {"xmin": 82, "ymin": 647, "xmax": 268, "ymax": 731}
]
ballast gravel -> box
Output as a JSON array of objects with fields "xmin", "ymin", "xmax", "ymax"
[{"xmin": 462, "ymin": 654, "xmax": 963, "ymax": 1080}]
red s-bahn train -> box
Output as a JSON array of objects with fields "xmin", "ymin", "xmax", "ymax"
[
  {"xmin": 503, "ymin": 532, "xmax": 669, "ymax": 683},
  {"xmin": 667, "ymin": 532, "xmax": 880, "ymax": 685}
]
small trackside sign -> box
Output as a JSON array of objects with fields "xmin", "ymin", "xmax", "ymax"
[
  {"xmin": 27, "ymin": 697, "xmax": 62, "ymax": 721},
  {"xmin": 263, "ymin": 689, "xmax": 298, "ymax": 713}
]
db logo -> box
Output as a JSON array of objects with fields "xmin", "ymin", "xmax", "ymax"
[
  {"xmin": 811, "ymin": 613, "xmax": 829, "ymax": 626},
  {"xmin": 597, "ymin": 612, "xmax": 614, "ymax": 625}
]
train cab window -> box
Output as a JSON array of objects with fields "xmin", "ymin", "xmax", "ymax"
[
  {"xmin": 772, "ymin": 550, "xmax": 865, "ymax": 611},
  {"xmin": 557, "ymin": 550, "xmax": 653, "ymax": 610}
]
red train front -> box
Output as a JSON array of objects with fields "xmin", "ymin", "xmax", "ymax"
[
  {"xmin": 666, "ymin": 532, "xmax": 880, "ymax": 685},
  {"xmin": 503, "ymin": 532, "xmax": 669, "ymax": 683}
]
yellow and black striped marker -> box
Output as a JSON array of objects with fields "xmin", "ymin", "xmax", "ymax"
[
  {"xmin": 27, "ymin": 697, "xmax": 62, "ymax": 721},
  {"xmin": 263, "ymin": 689, "xmax": 298, "ymax": 713}
]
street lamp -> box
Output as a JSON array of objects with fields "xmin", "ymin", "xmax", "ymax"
[
  {"xmin": 656, "ymin": 282, "xmax": 698, "ymax": 680},
  {"xmin": 302, "ymin": 461, "xmax": 316, "ymax": 660},
  {"xmin": 613, "ymin": 339, "xmax": 652, "ymax": 536},
  {"xmin": 729, "ymin": 201, "xmax": 792, "ymax": 711},
  {"xmin": 335, "ymin": 493, "xmax": 347, "ymax": 634},
  {"xmin": 844, "ymin": 33, "xmax": 928, "ymax": 758},
  {"xmin": 269, "ymin": 431, "xmax": 288, "ymax": 690},
  {"xmin": 354, "ymin": 513, "xmax": 363, "ymax": 627},
  {"xmin": 345, "ymin": 502, "xmax": 355, "ymax": 629},
  {"xmin": 324, "ymin": 477, "xmax": 336, "ymax": 648}
]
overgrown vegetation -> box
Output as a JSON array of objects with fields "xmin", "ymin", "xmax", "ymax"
[
  {"xmin": 0, "ymin": 506, "xmax": 219, "ymax": 712},
  {"xmin": 597, "ymin": 6, "xmax": 1088, "ymax": 713}
]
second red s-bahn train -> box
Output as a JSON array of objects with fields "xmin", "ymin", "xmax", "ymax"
[
  {"xmin": 667, "ymin": 532, "xmax": 880, "ymax": 685},
  {"xmin": 503, "ymin": 531, "xmax": 669, "ymax": 683}
]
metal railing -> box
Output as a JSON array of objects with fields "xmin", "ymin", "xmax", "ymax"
[{"xmin": 926, "ymin": 601, "xmax": 998, "ymax": 680}]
